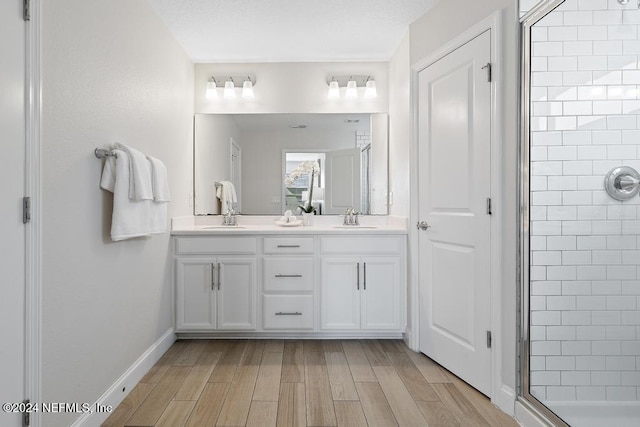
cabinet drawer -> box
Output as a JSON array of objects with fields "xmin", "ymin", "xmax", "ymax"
[
  {"xmin": 263, "ymin": 295, "xmax": 314, "ymax": 329},
  {"xmin": 263, "ymin": 258, "xmax": 314, "ymax": 292},
  {"xmin": 263, "ymin": 237, "xmax": 314, "ymax": 254},
  {"xmin": 175, "ymin": 237, "xmax": 257, "ymax": 255},
  {"xmin": 320, "ymin": 236, "xmax": 402, "ymax": 255}
]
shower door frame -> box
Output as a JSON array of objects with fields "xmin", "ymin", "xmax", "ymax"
[{"xmin": 518, "ymin": 1, "xmax": 571, "ymax": 425}]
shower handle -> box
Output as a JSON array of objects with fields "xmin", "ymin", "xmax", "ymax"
[
  {"xmin": 617, "ymin": 174, "xmax": 640, "ymax": 191},
  {"xmin": 604, "ymin": 166, "xmax": 640, "ymax": 201}
]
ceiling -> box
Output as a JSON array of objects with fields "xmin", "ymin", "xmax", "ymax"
[{"xmin": 148, "ymin": 0, "xmax": 440, "ymax": 63}]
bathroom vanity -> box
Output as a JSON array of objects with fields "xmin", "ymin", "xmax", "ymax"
[{"xmin": 171, "ymin": 216, "xmax": 407, "ymax": 338}]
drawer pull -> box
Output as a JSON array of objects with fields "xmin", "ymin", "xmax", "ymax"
[
  {"xmin": 277, "ymin": 244, "xmax": 301, "ymax": 248},
  {"xmin": 275, "ymin": 274, "xmax": 303, "ymax": 278},
  {"xmin": 357, "ymin": 262, "xmax": 360, "ymax": 290},
  {"xmin": 363, "ymin": 262, "xmax": 367, "ymax": 290},
  {"xmin": 275, "ymin": 311, "xmax": 302, "ymax": 316}
]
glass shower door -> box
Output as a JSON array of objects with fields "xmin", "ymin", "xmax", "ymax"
[{"xmin": 521, "ymin": 1, "xmax": 640, "ymax": 426}]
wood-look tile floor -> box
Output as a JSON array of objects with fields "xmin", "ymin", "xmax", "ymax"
[{"xmin": 102, "ymin": 339, "xmax": 518, "ymax": 427}]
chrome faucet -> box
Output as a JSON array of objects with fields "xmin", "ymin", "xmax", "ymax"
[
  {"xmin": 343, "ymin": 208, "xmax": 360, "ymax": 226},
  {"xmin": 222, "ymin": 208, "xmax": 238, "ymax": 226}
]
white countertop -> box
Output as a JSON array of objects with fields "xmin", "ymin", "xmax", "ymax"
[{"xmin": 171, "ymin": 215, "xmax": 408, "ymax": 235}]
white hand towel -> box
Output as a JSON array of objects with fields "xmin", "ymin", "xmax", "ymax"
[
  {"xmin": 216, "ymin": 181, "xmax": 237, "ymax": 214},
  {"xmin": 146, "ymin": 155, "xmax": 171, "ymax": 202},
  {"xmin": 113, "ymin": 142, "xmax": 153, "ymax": 201},
  {"xmin": 100, "ymin": 149, "xmax": 167, "ymax": 241}
]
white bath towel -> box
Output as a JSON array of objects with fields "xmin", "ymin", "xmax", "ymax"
[
  {"xmin": 216, "ymin": 180, "xmax": 237, "ymax": 214},
  {"xmin": 100, "ymin": 149, "xmax": 167, "ymax": 241},
  {"xmin": 146, "ymin": 155, "xmax": 171, "ymax": 202},
  {"xmin": 113, "ymin": 142, "xmax": 153, "ymax": 201}
]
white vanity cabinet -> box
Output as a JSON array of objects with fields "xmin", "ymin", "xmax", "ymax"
[
  {"xmin": 174, "ymin": 237, "xmax": 257, "ymax": 332},
  {"xmin": 320, "ymin": 236, "xmax": 404, "ymax": 331}
]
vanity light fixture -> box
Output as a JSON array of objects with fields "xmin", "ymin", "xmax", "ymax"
[
  {"xmin": 205, "ymin": 74, "xmax": 256, "ymax": 100},
  {"xmin": 326, "ymin": 75, "xmax": 377, "ymax": 99}
]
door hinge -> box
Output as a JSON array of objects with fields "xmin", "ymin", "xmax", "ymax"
[
  {"xmin": 23, "ymin": 197, "xmax": 31, "ymax": 223},
  {"xmin": 23, "ymin": 0, "xmax": 30, "ymax": 21},
  {"xmin": 22, "ymin": 399, "xmax": 30, "ymax": 426},
  {"xmin": 486, "ymin": 331, "xmax": 492, "ymax": 349},
  {"xmin": 486, "ymin": 197, "xmax": 492, "ymax": 215},
  {"xmin": 481, "ymin": 62, "xmax": 492, "ymax": 82}
]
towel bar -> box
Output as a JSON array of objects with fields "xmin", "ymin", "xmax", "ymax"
[{"xmin": 94, "ymin": 148, "xmax": 117, "ymax": 158}]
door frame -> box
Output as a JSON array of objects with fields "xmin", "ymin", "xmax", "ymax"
[
  {"xmin": 408, "ymin": 11, "xmax": 511, "ymax": 412},
  {"xmin": 25, "ymin": 0, "xmax": 42, "ymax": 425}
]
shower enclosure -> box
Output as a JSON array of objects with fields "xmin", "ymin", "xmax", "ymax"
[{"xmin": 521, "ymin": 0, "xmax": 640, "ymax": 426}]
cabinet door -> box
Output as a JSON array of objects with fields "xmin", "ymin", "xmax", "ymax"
[
  {"xmin": 176, "ymin": 258, "xmax": 216, "ymax": 330},
  {"xmin": 320, "ymin": 257, "xmax": 360, "ymax": 329},
  {"xmin": 361, "ymin": 257, "xmax": 401, "ymax": 330},
  {"xmin": 217, "ymin": 257, "xmax": 257, "ymax": 330}
]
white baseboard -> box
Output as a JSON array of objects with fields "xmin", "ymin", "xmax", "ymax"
[
  {"xmin": 71, "ymin": 328, "xmax": 176, "ymax": 427},
  {"xmin": 493, "ymin": 384, "xmax": 516, "ymax": 416}
]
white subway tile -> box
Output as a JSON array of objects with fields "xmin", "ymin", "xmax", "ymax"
[
  {"xmin": 533, "ymin": 250, "xmax": 563, "ymax": 265},
  {"xmin": 549, "ymin": 146, "xmax": 578, "ymax": 160},
  {"xmin": 593, "ymin": 10, "xmax": 622, "ymax": 24},
  {"xmin": 608, "ymin": 85, "xmax": 638, "ymax": 99},
  {"xmin": 606, "ymin": 386, "xmax": 636, "ymax": 400},
  {"xmin": 621, "ymin": 282, "xmax": 640, "ymax": 296},
  {"xmin": 578, "ymin": 235, "xmax": 607, "ymax": 249},
  {"xmin": 607, "ymin": 295, "xmax": 637, "ymax": 309},
  {"xmin": 566, "ymin": 40, "xmax": 596, "ymax": 56},
  {"xmin": 532, "ymin": 117, "xmax": 547, "ymax": 132},
  {"xmin": 592, "ymin": 130, "xmax": 622, "ymax": 144},
  {"xmin": 549, "ymin": 116, "xmax": 578, "ymax": 130},
  {"xmin": 531, "ymin": 325, "xmax": 547, "ymax": 341},
  {"xmin": 624, "ymin": 70, "xmax": 640, "ymax": 85},
  {"xmin": 530, "ymin": 386, "xmax": 546, "ymax": 400},
  {"xmin": 549, "ymin": 236, "xmax": 578, "ymax": 250},
  {"xmin": 532, "ymin": 57, "xmax": 548, "ymax": 72},
  {"xmin": 608, "ymin": 55, "xmax": 637, "ymax": 70},
  {"xmin": 563, "ymin": 340, "xmax": 592, "ymax": 355},
  {"xmin": 530, "ymin": 146, "xmax": 548, "ymax": 161},
  {"xmin": 548, "ymin": 295, "xmax": 577, "ymax": 310},
  {"xmin": 532, "ymin": 266, "xmax": 547, "ymax": 281},
  {"xmin": 531, "ymin": 235, "xmax": 548, "ymax": 251},
  {"xmin": 533, "ymin": 41, "xmax": 564, "ymax": 57},
  {"xmin": 622, "ymin": 220, "xmax": 640, "ymax": 234},
  {"xmin": 593, "ymin": 100, "xmax": 622, "ymax": 115},
  {"xmin": 577, "ymin": 176, "xmax": 606, "ymax": 191},
  {"xmin": 531, "ymin": 176, "xmax": 548, "ymax": 191},
  {"xmin": 577, "ymin": 386, "xmax": 606, "ymax": 400},
  {"xmin": 607, "ymin": 235, "xmax": 637, "ymax": 249},
  {"xmin": 561, "ymin": 371, "xmax": 592, "ymax": 385},
  {"xmin": 622, "ymin": 100, "xmax": 640, "ymax": 114},
  {"xmin": 532, "ymin": 191, "xmax": 563, "ymax": 206},
  {"xmin": 532, "ymin": 131, "xmax": 562, "ymax": 146},
  {"xmin": 593, "ymin": 342, "xmax": 621, "ymax": 356},
  {"xmin": 607, "ymin": 205, "xmax": 637, "ymax": 220},
  {"xmin": 530, "ymin": 355, "xmax": 547, "ymax": 371},
  {"xmin": 547, "ymin": 207, "xmax": 572, "ymax": 221},
  {"xmin": 532, "ymin": 340, "xmax": 562, "ymax": 356},
  {"xmin": 563, "ymin": 191, "xmax": 593, "ymax": 205},
  {"xmin": 577, "ymin": 115, "xmax": 608, "ymax": 129},
  {"xmin": 549, "ymin": 265, "xmax": 578, "ymax": 280},
  {"xmin": 565, "ymin": 11, "xmax": 594, "ymax": 25},
  {"xmin": 547, "ymin": 386, "xmax": 578, "ymax": 401},
  {"xmin": 532, "ymin": 87, "xmax": 548, "ymax": 102},
  {"xmin": 577, "ymin": 295, "xmax": 606, "ymax": 310},
  {"xmin": 576, "ymin": 355, "xmax": 606, "ymax": 370},
  {"xmin": 593, "ymin": 220, "xmax": 623, "ymax": 235},
  {"xmin": 532, "ymin": 27, "xmax": 549, "ymax": 42},
  {"xmin": 546, "ymin": 356, "xmax": 575, "ymax": 372},
  {"xmin": 549, "ymin": 57, "xmax": 578, "ymax": 72},
  {"xmin": 592, "ymin": 250, "xmax": 623, "ymax": 265},
  {"xmin": 549, "ymin": 26, "xmax": 578, "ymax": 41},
  {"xmin": 577, "ymin": 326, "xmax": 607, "ymax": 341},
  {"xmin": 578, "ymin": 206, "xmax": 608, "ymax": 221},
  {"xmin": 578, "ymin": 25, "xmax": 608, "ymax": 40},
  {"xmin": 532, "ymin": 310, "xmax": 562, "ymax": 326},
  {"xmin": 592, "ymin": 280, "xmax": 622, "ymax": 294},
  {"xmin": 537, "ymin": 12, "xmax": 564, "ymax": 26},
  {"xmin": 533, "ymin": 101, "xmax": 563, "ymax": 117},
  {"xmin": 563, "ymin": 280, "xmax": 593, "ymax": 295},
  {"xmin": 531, "ymin": 161, "xmax": 563, "ymax": 175},
  {"xmin": 563, "ymin": 100, "xmax": 593, "ymax": 115},
  {"xmin": 578, "ymin": 54, "xmax": 607, "ymax": 70},
  {"xmin": 621, "ymin": 341, "xmax": 640, "ymax": 355},
  {"xmin": 608, "ymin": 115, "xmax": 637, "ymax": 129},
  {"xmin": 608, "ymin": 144, "xmax": 636, "ymax": 159},
  {"xmin": 563, "ymin": 251, "xmax": 593, "ymax": 265},
  {"xmin": 622, "ymin": 250, "xmax": 640, "ymax": 264},
  {"xmin": 578, "ymin": 145, "xmax": 607, "ymax": 160},
  {"xmin": 533, "ymin": 280, "xmax": 562, "ymax": 295},
  {"xmin": 563, "ymin": 220, "xmax": 593, "ymax": 235},
  {"xmin": 563, "ymin": 160, "xmax": 593, "ymax": 175},
  {"xmin": 609, "ymin": 25, "xmax": 638, "ymax": 40},
  {"xmin": 593, "ymin": 70, "xmax": 622, "ymax": 85},
  {"xmin": 578, "ymin": 0, "xmax": 608, "ymax": 10},
  {"xmin": 562, "ymin": 310, "xmax": 592, "ymax": 325},
  {"xmin": 531, "ymin": 295, "xmax": 547, "ymax": 311},
  {"xmin": 591, "ymin": 370, "xmax": 621, "ymax": 385},
  {"xmin": 531, "ymin": 371, "xmax": 561, "ymax": 386},
  {"xmin": 548, "ymin": 176, "xmax": 577, "ymax": 191},
  {"xmin": 578, "ymin": 85, "xmax": 607, "ymax": 100},
  {"xmin": 563, "ymin": 130, "xmax": 592, "ymax": 145},
  {"xmin": 622, "ymin": 9, "xmax": 640, "ymax": 23},
  {"xmin": 606, "ymin": 326, "xmax": 636, "ymax": 340},
  {"xmin": 564, "ymin": 71, "xmax": 594, "ymax": 86},
  {"xmin": 607, "ymin": 265, "xmax": 637, "ymax": 280},
  {"xmin": 549, "ymin": 86, "xmax": 579, "ymax": 100},
  {"xmin": 577, "ymin": 265, "xmax": 608, "ymax": 280},
  {"xmin": 547, "ymin": 327, "xmax": 577, "ymax": 341},
  {"xmin": 593, "ymin": 160, "xmax": 622, "ymax": 174},
  {"xmin": 532, "ymin": 71, "xmax": 564, "ymax": 87},
  {"xmin": 592, "ymin": 311, "xmax": 622, "ymax": 326},
  {"xmin": 621, "ymin": 372, "xmax": 640, "ymax": 386},
  {"xmin": 623, "ymin": 40, "xmax": 640, "ymax": 54}
]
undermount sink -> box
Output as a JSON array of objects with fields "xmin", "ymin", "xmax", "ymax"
[
  {"xmin": 333, "ymin": 226, "xmax": 378, "ymax": 229},
  {"xmin": 201, "ymin": 225, "xmax": 246, "ymax": 229}
]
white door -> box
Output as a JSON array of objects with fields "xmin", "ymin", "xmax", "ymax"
[
  {"xmin": 361, "ymin": 258, "xmax": 401, "ymax": 330},
  {"xmin": 324, "ymin": 148, "xmax": 361, "ymax": 214},
  {"xmin": 175, "ymin": 258, "xmax": 217, "ymax": 330},
  {"xmin": 0, "ymin": 1, "xmax": 26, "ymax": 425},
  {"xmin": 230, "ymin": 138, "xmax": 241, "ymax": 212},
  {"xmin": 217, "ymin": 258, "xmax": 256, "ymax": 330},
  {"xmin": 418, "ymin": 30, "xmax": 492, "ymax": 395},
  {"xmin": 320, "ymin": 258, "xmax": 360, "ymax": 329}
]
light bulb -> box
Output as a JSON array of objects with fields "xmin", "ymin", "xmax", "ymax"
[
  {"xmin": 328, "ymin": 80, "xmax": 340, "ymax": 99},
  {"xmin": 224, "ymin": 79, "xmax": 236, "ymax": 98},
  {"xmin": 205, "ymin": 80, "xmax": 217, "ymax": 99},
  {"xmin": 364, "ymin": 79, "xmax": 377, "ymax": 98},
  {"xmin": 345, "ymin": 79, "xmax": 358, "ymax": 98},
  {"xmin": 242, "ymin": 79, "xmax": 254, "ymax": 98}
]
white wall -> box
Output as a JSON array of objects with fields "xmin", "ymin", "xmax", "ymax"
[
  {"xmin": 195, "ymin": 62, "xmax": 389, "ymax": 114},
  {"xmin": 406, "ymin": 0, "xmax": 520, "ymax": 401},
  {"xmin": 41, "ymin": 0, "xmax": 193, "ymax": 425}
]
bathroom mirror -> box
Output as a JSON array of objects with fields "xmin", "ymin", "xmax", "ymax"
[{"xmin": 194, "ymin": 113, "xmax": 389, "ymax": 215}]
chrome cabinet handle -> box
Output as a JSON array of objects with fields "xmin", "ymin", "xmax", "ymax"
[
  {"xmin": 275, "ymin": 274, "xmax": 303, "ymax": 278},
  {"xmin": 211, "ymin": 263, "xmax": 215, "ymax": 290},
  {"xmin": 277, "ymin": 245, "xmax": 300, "ymax": 248},
  {"xmin": 363, "ymin": 262, "xmax": 367, "ymax": 290},
  {"xmin": 275, "ymin": 312, "xmax": 302, "ymax": 316},
  {"xmin": 217, "ymin": 262, "xmax": 221, "ymax": 290},
  {"xmin": 356, "ymin": 262, "xmax": 360, "ymax": 290},
  {"xmin": 416, "ymin": 221, "xmax": 431, "ymax": 231}
]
